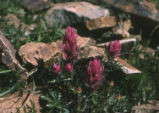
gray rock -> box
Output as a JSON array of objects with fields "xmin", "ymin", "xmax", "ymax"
[
  {"xmin": 45, "ymin": 1, "xmax": 109, "ymax": 27},
  {"xmin": 101, "ymin": 0, "xmax": 159, "ymax": 24},
  {"xmin": 0, "ymin": 31, "xmax": 25, "ymax": 72},
  {"xmin": 22, "ymin": 0, "xmax": 53, "ymax": 11}
]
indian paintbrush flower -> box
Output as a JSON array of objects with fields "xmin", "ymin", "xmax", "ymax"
[
  {"xmin": 65, "ymin": 63, "xmax": 73, "ymax": 72},
  {"xmin": 62, "ymin": 26, "xmax": 79, "ymax": 61},
  {"xmin": 53, "ymin": 63, "xmax": 61, "ymax": 74},
  {"xmin": 87, "ymin": 59, "xmax": 104, "ymax": 91},
  {"xmin": 109, "ymin": 40, "xmax": 121, "ymax": 57}
]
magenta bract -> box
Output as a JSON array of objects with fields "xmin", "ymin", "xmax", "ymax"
[
  {"xmin": 62, "ymin": 26, "xmax": 79, "ymax": 61},
  {"xmin": 87, "ymin": 59, "xmax": 104, "ymax": 91},
  {"xmin": 109, "ymin": 40, "xmax": 121, "ymax": 57},
  {"xmin": 53, "ymin": 63, "xmax": 61, "ymax": 74},
  {"xmin": 65, "ymin": 63, "xmax": 73, "ymax": 73}
]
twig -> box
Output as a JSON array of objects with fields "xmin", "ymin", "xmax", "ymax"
[
  {"xmin": 97, "ymin": 38, "xmax": 136, "ymax": 47},
  {"xmin": 20, "ymin": 90, "xmax": 31, "ymax": 108},
  {"xmin": 150, "ymin": 25, "xmax": 159, "ymax": 37}
]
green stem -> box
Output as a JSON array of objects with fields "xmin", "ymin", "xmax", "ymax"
[
  {"xmin": 77, "ymin": 94, "xmax": 81, "ymax": 113},
  {"xmin": 0, "ymin": 84, "xmax": 16, "ymax": 97},
  {"xmin": 0, "ymin": 70, "xmax": 11, "ymax": 74}
]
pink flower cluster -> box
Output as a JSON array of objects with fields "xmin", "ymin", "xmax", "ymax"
[
  {"xmin": 53, "ymin": 26, "xmax": 79, "ymax": 74},
  {"xmin": 65, "ymin": 63, "xmax": 73, "ymax": 73},
  {"xmin": 53, "ymin": 63, "xmax": 73, "ymax": 73},
  {"xmin": 53, "ymin": 63, "xmax": 61, "ymax": 74},
  {"xmin": 62, "ymin": 26, "xmax": 79, "ymax": 61},
  {"xmin": 109, "ymin": 40, "xmax": 121, "ymax": 57},
  {"xmin": 87, "ymin": 59, "xmax": 104, "ymax": 91}
]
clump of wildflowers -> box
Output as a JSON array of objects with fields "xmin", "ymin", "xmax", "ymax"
[
  {"xmin": 65, "ymin": 63, "xmax": 73, "ymax": 73},
  {"xmin": 109, "ymin": 40, "xmax": 121, "ymax": 57},
  {"xmin": 62, "ymin": 26, "xmax": 79, "ymax": 61},
  {"xmin": 87, "ymin": 59, "xmax": 104, "ymax": 91},
  {"xmin": 53, "ymin": 63, "xmax": 61, "ymax": 74}
]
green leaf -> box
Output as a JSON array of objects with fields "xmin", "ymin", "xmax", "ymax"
[
  {"xmin": 41, "ymin": 95, "xmax": 51, "ymax": 102},
  {"xmin": 0, "ymin": 70, "xmax": 11, "ymax": 74},
  {"xmin": 16, "ymin": 107, "xmax": 20, "ymax": 113},
  {"xmin": 92, "ymin": 96, "xmax": 98, "ymax": 105},
  {"xmin": 23, "ymin": 106, "xmax": 27, "ymax": 113},
  {"xmin": 46, "ymin": 103, "xmax": 55, "ymax": 108},
  {"xmin": 48, "ymin": 80, "xmax": 56, "ymax": 84},
  {"xmin": 0, "ymin": 84, "xmax": 16, "ymax": 97},
  {"xmin": 30, "ymin": 99, "xmax": 37, "ymax": 113},
  {"xmin": 49, "ymin": 91, "xmax": 56, "ymax": 99},
  {"xmin": 64, "ymin": 108, "xmax": 70, "ymax": 113}
]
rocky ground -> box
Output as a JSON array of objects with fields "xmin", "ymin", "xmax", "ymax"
[{"xmin": 0, "ymin": 0, "xmax": 159, "ymax": 112}]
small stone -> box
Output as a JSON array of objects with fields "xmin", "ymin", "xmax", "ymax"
[
  {"xmin": 134, "ymin": 35, "xmax": 142, "ymax": 41},
  {"xmin": 85, "ymin": 16, "xmax": 116, "ymax": 30},
  {"xmin": 77, "ymin": 36, "xmax": 105, "ymax": 59},
  {"xmin": 115, "ymin": 57, "xmax": 141, "ymax": 74},
  {"xmin": 77, "ymin": 36, "xmax": 96, "ymax": 48},
  {"xmin": 80, "ymin": 45, "xmax": 106, "ymax": 59},
  {"xmin": 45, "ymin": 1, "xmax": 109, "ymax": 27}
]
